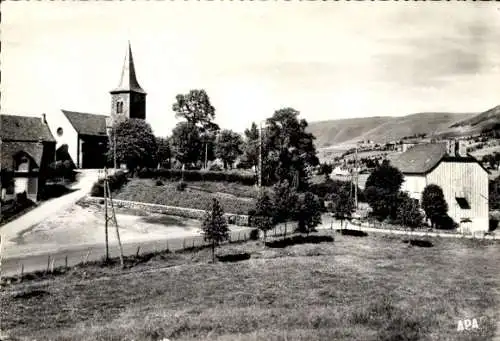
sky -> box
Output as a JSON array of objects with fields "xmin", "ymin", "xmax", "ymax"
[{"xmin": 2, "ymin": 1, "xmax": 500, "ymax": 137}]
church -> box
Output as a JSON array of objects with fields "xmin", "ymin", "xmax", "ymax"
[{"xmin": 46, "ymin": 42, "xmax": 147, "ymax": 169}]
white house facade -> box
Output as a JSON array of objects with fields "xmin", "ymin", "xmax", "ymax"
[{"xmin": 392, "ymin": 141, "xmax": 489, "ymax": 234}]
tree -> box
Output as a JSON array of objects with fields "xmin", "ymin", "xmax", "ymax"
[
  {"xmin": 172, "ymin": 89, "xmax": 219, "ymax": 132},
  {"xmin": 326, "ymin": 187, "xmax": 354, "ymax": 229},
  {"xmin": 215, "ymin": 130, "xmax": 243, "ymax": 170},
  {"xmin": 201, "ymin": 198, "xmax": 230, "ymax": 262},
  {"xmin": 156, "ymin": 137, "xmax": 172, "ymax": 168},
  {"xmin": 320, "ymin": 163, "xmax": 333, "ymax": 181},
  {"xmin": 108, "ymin": 119, "xmax": 158, "ymax": 173},
  {"xmin": 295, "ymin": 192, "xmax": 322, "ymax": 235},
  {"xmin": 396, "ymin": 192, "xmax": 423, "ymax": 230},
  {"xmin": 170, "ymin": 122, "xmax": 202, "ymax": 167},
  {"xmin": 272, "ymin": 180, "xmax": 298, "ymax": 236},
  {"xmin": 241, "ymin": 122, "xmax": 260, "ymax": 173},
  {"xmin": 364, "ymin": 162, "xmax": 404, "ymax": 221},
  {"xmin": 490, "ymin": 176, "xmax": 500, "ymax": 211},
  {"xmin": 421, "ymin": 184, "xmax": 448, "ymax": 228},
  {"xmin": 172, "ymin": 89, "xmax": 220, "ymax": 168},
  {"xmin": 252, "ymin": 193, "xmax": 276, "ymax": 242},
  {"xmin": 262, "ymin": 108, "xmax": 319, "ymax": 190}
]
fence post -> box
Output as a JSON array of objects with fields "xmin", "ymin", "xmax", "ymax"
[
  {"xmin": 46, "ymin": 255, "xmax": 51, "ymax": 273},
  {"xmin": 183, "ymin": 238, "xmax": 186, "ymax": 249},
  {"xmin": 65, "ymin": 255, "xmax": 68, "ymax": 269},
  {"xmin": 50, "ymin": 258, "xmax": 55, "ymax": 273},
  {"xmin": 136, "ymin": 246, "xmax": 141, "ymax": 257},
  {"xmin": 20, "ymin": 263, "xmax": 24, "ymax": 282}
]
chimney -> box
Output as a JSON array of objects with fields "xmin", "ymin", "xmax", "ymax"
[
  {"xmin": 41, "ymin": 113, "xmax": 47, "ymax": 124},
  {"xmin": 458, "ymin": 140, "xmax": 467, "ymax": 157}
]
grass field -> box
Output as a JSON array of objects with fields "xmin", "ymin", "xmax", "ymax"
[
  {"xmin": 114, "ymin": 179, "xmax": 257, "ymax": 215},
  {"xmin": 1, "ymin": 232, "xmax": 499, "ymax": 341}
]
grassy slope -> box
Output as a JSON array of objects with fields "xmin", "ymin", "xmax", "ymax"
[
  {"xmin": 1, "ymin": 233, "xmax": 499, "ymax": 341},
  {"xmin": 114, "ymin": 179, "xmax": 257, "ymax": 215},
  {"xmin": 308, "ymin": 112, "xmax": 474, "ymax": 149}
]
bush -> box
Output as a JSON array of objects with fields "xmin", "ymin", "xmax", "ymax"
[
  {"xmin": 217, "ymin": 253, "xmax": 251, "ymax": 262},
  {"xmin": 265, "ymin": 234, "xmax": 334, "ymax": 248},
  {"xmin": 89, "ymin": 171, "xmax": 128, "ymax": 197},
  {"xmin": 339, "ymin": 229, "xmax": 368, "ymax": 237},
  {"xmin": 489, "ymin": 219, "xmax": 499, "ymax": 232},
  {"xmin": 155, "ymin": 180, "xmax": 164, "ymax": 186},
  {"xmin": 209, "ymin": 164, "xmax": 222, "ymax": 172},
  {"xmin": 176, "ymin": 181, "xmax": 187, "ymax": 191},
  {"xmin": 249, "ymin": 228, "xmax": 260, "ymax": 241},
  {"xmin": 136, "ymin": 167, "xmax": 256, "ymax": 186}
]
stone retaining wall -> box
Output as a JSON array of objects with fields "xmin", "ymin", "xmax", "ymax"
[{"xmin": 81, "ymin": 196, "xmax": 250, "ymax": 226}]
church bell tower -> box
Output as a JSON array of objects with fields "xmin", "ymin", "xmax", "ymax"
[{"xmin": 110, "ymin": 41, "xmax": 147, "ymax": 124}]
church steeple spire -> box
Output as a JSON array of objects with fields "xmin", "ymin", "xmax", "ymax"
[
  {"xmin": 112, "ymin": 41, "xmax": 146, "ymax": 94},
  {"xmin": 110, "ymin": 41, "xmax": 147, "ymax": 121}
]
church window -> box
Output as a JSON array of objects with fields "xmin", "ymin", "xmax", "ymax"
[{"xmin": 117, "ymin": 100, "xmax": 123, "ymax": 114}]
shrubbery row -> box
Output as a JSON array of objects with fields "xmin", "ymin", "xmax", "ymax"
[
  {"xmin": 137, "ymin": 168, "xmax": 256, "ymax": 186},
  {"xmin": 90, "ymin": 171, "xmax": 128, "ymax": 197}
]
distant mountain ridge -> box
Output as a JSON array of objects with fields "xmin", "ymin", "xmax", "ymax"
[{"xmin": 307, "ymin": 105, "xmax": 500, "ymax": 149}]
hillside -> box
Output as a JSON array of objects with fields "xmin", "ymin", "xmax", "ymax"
[
  {"xmin": 450, "ymin": 105, "xmax": 500, "ymax": 131},
  {"xmin": 308, "ymin": 112, "xmax": 474, "ymax": 148}
]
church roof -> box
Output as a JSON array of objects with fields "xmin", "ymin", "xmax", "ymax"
[
  {"xmin": 1, "ymin": 114, "xmax": 55, "ymax": 142},
  {"xmin": 110, "ymin": 42, "xmax": 146, "ymax": 95},
  {"xmin": 62, "ymin": 110, "xmax": 109, "ymax": 137}
]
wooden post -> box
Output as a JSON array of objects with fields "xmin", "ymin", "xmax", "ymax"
[
  {"xmin": 183, "ymin": 238, "xmax": 186, "ymax": 249},
  {"xmin": 65, "ymin": 255, "xmax": 68, "ymax": 269},
  {"xmin": 20, "ymin": 263, "xmax": 24, "ymax": 281},
  {"xmin": 50, "ymin": 258, "xmax": 55, "ymax": 273},
  {"xmin": 0, "ymin": 234, "xmax": 3, "ymax": 283},
  {"xmin": 46, "ymin": 255, "xmax": 51, "ymax": 272},
  {"xmin": 136, "ymin": 246, "xmax": 140, "ymax": 257}
]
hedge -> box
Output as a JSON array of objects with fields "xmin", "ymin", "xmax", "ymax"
[
  {"xmin": 90, "ymin": 171, "xmax": 128, "ymax": 197},
  {"xmin": 137, "ymin": 168, "xmax": 256, "ymax": 186}
]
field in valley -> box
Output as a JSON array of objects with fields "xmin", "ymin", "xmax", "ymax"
[{"xmin": 1, "ymin": 232, "xmax": 499, "ymax": 341}]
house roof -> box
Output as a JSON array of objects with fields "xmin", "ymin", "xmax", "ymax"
[
  {"xmin": 391, "ymin": 142, "xmax": 488, "ymax": 174},
  {"xmin": 1, "ymin": 141, "xmax": 45, "ymax": 170},
  {"xmin": 390, "ymin": 143, "xmax": 449, "ymax": 174},
  {"xmin": 1, "ymin": 114, "xmax": 56, "ymax": 142},
  {"xmin": 62, "ymin": 110, "xmax": 109, "ymax": 136}
]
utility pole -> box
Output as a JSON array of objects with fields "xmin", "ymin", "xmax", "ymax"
[
  {"xmin": 113, "ymin": 126, "xmax": 117, "ymax": 171},
  {"xmin": 354, "ymin": 144, "xmax": 358, "ymax": 209},
  {"xmin": 103, "ymin": 167, "xmax": 124, "ymax": 267},
  {"xmin": 0, "ymin": 137, "xmax": 2, "ymax": 223},
  {"xmin": 258, "ymin": 121, "xmax": 263, "ymax": 195}
]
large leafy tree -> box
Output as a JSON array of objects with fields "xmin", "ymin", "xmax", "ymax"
[
  {"xmin": 156, "ymin": 137, "xmax": 172, "ymax": 168},
  {"xmin": 215, "ymin": 130, "xmax": 243, "ymax": 170},
  {"xmin": 262, "ymin": 108, "xmax": 319, "ymax": 190},
  {"xmin": 364, "ymin": 162, "xmax": 404, "ymax": 221},
  {"xmin": 295, "ymin": 192, "xmax": 322, "ymax": 235},
  {"xmin": 202, "ymin": 198, "xmax": 230, "ymax": 262},
  {"xmin": 172, "ymin": 89, "xmax": 219, "ymax": 132},
  {"xmin": 396, "ymin": 192, "xmax": 424, "ymax": 230},
  {"xmin": 421, "ymin": 184, "xmax": 448, "ymax": 228},
  {"xmin": 241, "ymin": 122, "xmax": 260, "ymax": 172},
  {"xmin": 252, "ymin": 193, "xmax": 276, "ymax": 242},
  {"xmin": 170, "ymin": 122, "xmax": 202, "ymax": 167},
  {"xmin": 108, "ymin": 119, "xmax": 158, "ymax": 172},
  {"xmin": 172, "ymin": 89, "xmax": 220, "ymax": 166},
  {"xmin": 272, "ymin": 180, "xmax": 298, "ymax": 236}
]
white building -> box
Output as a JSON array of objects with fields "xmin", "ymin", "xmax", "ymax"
[{"xmin": 391, "ymin": 141, "xmax": 490, "ymax": 234}]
